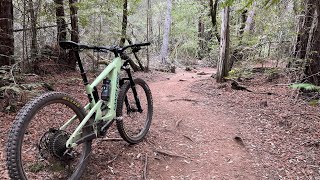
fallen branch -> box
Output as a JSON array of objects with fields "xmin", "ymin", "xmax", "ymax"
[
  {"xmin": 175, "ymin": 119, "xmax": 183, "ymax": 128},
  {"xmin": 271, "ymin": 83, "xmax": 291, "ymax": 87},
  {"xmin": 301, "ymin": 140, "xmax": 320, "ymax": 147},
  {"xmin": 143, "ymin": 153, "xmax": 148, "ymax": 180},
  {"xmin": 182, "ymin": 134, "xmax": 194, "ymax": 142},
  {"xmin": 153, "ymin": 149, "xmax": 187, "ymax": 159},
  {"xmin": 106, "ymin": 154, "xmax": 119, "ymax": 165},
  {"xmin": 170, "ymin": 98, "xmax": 197, "ymax": 103},
  {"xmin": 10, "ymin": 61, "xmax": 21, "ymax": 85},
  {"xmin": 106, "ymin": 148, "xmax": 125, "ymax": 165},
  {"xmin": 102, "ymin": 137, "xmax": 123, "ymax": 141}
]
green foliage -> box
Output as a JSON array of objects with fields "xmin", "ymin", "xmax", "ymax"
[
  {"xmin": 171, "ymin": 0, "xmax": 201, "ymax": 60},
  {"xmin": 289, "ymin": 83, "xmax": 320, "ymax": 91},
  {"xmin": 226, "ymin": 68, "xmax": 253, "ymax": 80},
  {"xmin": 29, "ymin": 163, "xmax": 46, "ymax": 173},
  {"xmin": 223, "ymin": 0, "xmax": 236, "ymax": 7},
  {"xmin": 0, "ymin": 84, "xmax": 21, "ymax": 94},
  {"xmin": 263, "ymin": 0, "xmax": 281, "ymax": 8}
]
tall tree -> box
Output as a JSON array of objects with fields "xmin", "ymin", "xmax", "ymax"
[
  {"xmin": 292, "ymin": 0, "xmax": 314, "ymax": 59},
  {"xmin": 54, "ymin": 0, "xmax": 67, "ymax": 42},
  {"xmin": 239, "ymin": 9, "xmax": 248, "ymax": 42},
  {"xmin": 120, "ymin": 0, "xmax": 128, "ymax": 47},
  {"xmin": 304, "ymin": 1, "xmax": 320, "ymax": 85},
  {"xmin": 146, "ymin": 0, "xmax": 151, "ymax": 71},
  {"xmin": 216, "ymin": 5, "xmax": 230, "ymax": 83},
  {"xmin": 0, "ymin": 0, "xmax": 14, "ymax": 66},
  {"xmin": 68, "ymin": 0, "xmax": 79, "ymax": 70},
  {"xmin": 28, "ymin": 0, "xmax": 38, "ymax": 61},
  {"xmin": 209, "ymin": 0, "xmax": 220, "ymax": 43},
  {"xmin": 244, "ymin": 2, "xmax": 256, "ymax": 34},
  {"xmin": 160, "ymin": 0, "xmax": 172, "ymax": 64},
  {"xmin": 119, "ymin": 0, "xmax": 140, "ymax": 71},
  {"xmin": 198, "ymin": 15, "xmax": 205, "ymax": 59}
]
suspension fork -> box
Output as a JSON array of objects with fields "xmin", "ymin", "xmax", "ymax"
[{"xmin": 122, "ymin": 67, "xmax": 143, "ymax": 113}]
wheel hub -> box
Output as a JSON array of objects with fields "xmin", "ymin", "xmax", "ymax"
[{"xmin": 39, "ymin": 129, "xmax": 71, "ymax": 160}]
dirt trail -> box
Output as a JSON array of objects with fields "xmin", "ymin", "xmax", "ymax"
[
  {"xmin": 0, "ymin": 68, "xmax": 262, "ymax": 179},
  {"xmin": 146, "ymin": 68, "xmax": 258, "ymax": 179}
]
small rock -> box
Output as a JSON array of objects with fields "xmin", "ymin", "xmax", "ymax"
[
  {"xmin": 197, "ymin": 71, "xmax": 208, "ymax": 75},
  {"xmin": 185, "ymin": 66, "xmax": 192, "ymax": 71},
  {"xmin": 260, "ymin": 101, "xmax": 268, "ymax": 107},
  {"xmin": 170, "ymin": 65, "xmax": 176, "ymax": 73}
]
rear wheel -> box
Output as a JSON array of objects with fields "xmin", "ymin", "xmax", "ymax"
[
  {"xmin": 6, "ymin": 92, "xmax": 92, "ymax": 180},
  {"xmin": 116, "ymin": 78, "xmax": 153, "ymax": 144}
]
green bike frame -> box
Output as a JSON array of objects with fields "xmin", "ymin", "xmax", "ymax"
[{"xmin": 61, "ymin": 56, "xmax": 122, "ymax": 148}]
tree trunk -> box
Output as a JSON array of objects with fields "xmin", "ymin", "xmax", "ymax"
[
  {"xmin": 239, "ymin": 9, "xmax": 247, "ymax": 41},
  {"xmin": 209, "ymin": 0, "xmax": 220, "ymax": 43},
  {"xmin": 292, "ymin": 0, "xmax": 315, "ymax": 59},
  {"xmin": 244, "ymin": 2, "xmax": 256, "ymax": 34},
  {"xmin": 0, "ymin": 0, "xmax": 14, "ymax": 66},
  {"xmin": 120, "ymin": 0, "xmax": 128, "ymax": 47},
  {"xmin": 304, "ymin": 1, "xmax": 320, "ymax": 85},
  {"xmin": 119, "ymin": 0, "xmax": 140, "ymax": 72},
  {"xmin": 146, "ymin": 0, "xmax": 151, "ymax": 71},
  {"xmin": 68, "ymin": 0, "xmax": 79, "ymax": 70},
  {"xmin": 28, "ymin": 0, "xmax": 38, "ymax": 61},
  {"xmin": 216, "ymin": 6, "xmax": 230, "ymax": 83},
  {"xmin": 198, "ymin": 16, "xmax": 205, "ymax": 59},
  {"xmin": 22, "ymin": 0, "xmax": 27, "ymax": 71},
  {"xmin": 160, "ymin": 0, "xmax": 172, "ymax": 64},
  {"xmin": 54, "ymin": 0, "xmax": 67, "ymax": 42}
]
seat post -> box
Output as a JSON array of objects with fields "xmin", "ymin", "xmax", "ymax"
[
  {"xmin": 75, "ymin": 50, "xmax": 99, "ymax": 103},
  {"xmin": 74, "ymin": 50, "xmax": 89, "ymax": 85}
]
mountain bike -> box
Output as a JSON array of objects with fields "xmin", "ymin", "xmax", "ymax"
[{"xmin": 6, "ymin": 41, "xmax": 153, "ymax": 179}]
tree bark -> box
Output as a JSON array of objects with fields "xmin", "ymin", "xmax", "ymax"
[
  {"xmin": 293, "ymin": 0, "xmax": 315, "ymax": 59},
  {"xmin": 119, "ymin": 0, "xmax": 140, "ymax": 72},
  {"xmin": 160, "ymin": 0, "xmax": 172, "ymax": 64},
  {"xmin": 244, "ymin": 2, "xmax": 256, "ymax": 34},
  {"xmin": 146, "ymin": 0, "xmax": 151, "ymax": 71},
  {"xmin": 198, "ymin": 16, "xmax": 205, "ymax": 59},
  {"xmin": 304, "ymin": 1, "xmax": 320, "ymax": 85},
  {"xmin": 120, "ymin": 0, "xmax": 128, "ymax": 47},
  {"xmin": 239, "ymin": 9, "xmax": 248, "ymax": 41},
  {"xmin": 209, "ymin": 0, "xmax": 220, "ymax": 43},
  {"xmin": 0, "ymin": 0, "xmax": 14, "ymax": 66},
  {"xmin": 216, "ymin": 6, "xmax": 230, "ymax": 83},
  {"xmin": 28, "ymin": 0, "xmax": 38, "ymax": 61},
  {"xmin": 68, "ymin": 0, "xmax": 79, "ymax": 70},
  {"xmin": 54, "ymin": 0, "xmax": 67, "ymax": 42}
]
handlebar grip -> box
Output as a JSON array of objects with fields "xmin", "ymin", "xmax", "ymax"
[
  {"xmin": 79, "ymin": 44, "xmax": 90, "ymax": 49},
  {"xmin": 135, "ymin": 42, "xmax": 151, "ymax": 47}
]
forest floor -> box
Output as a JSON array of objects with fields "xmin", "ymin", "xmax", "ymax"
[{"xmin": 1, "ymin": 66, "xmax": 320, "ymax": 179}]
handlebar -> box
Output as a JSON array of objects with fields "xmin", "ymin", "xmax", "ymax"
[{"xmin": 59, "ymin": 41, "xmax": 150, "ymax": 55}]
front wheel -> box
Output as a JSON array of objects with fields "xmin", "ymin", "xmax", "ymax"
[
  {"xmin": 116, "ymin": 78, "xmax": 153, "ymax": 144},
  {"xmin": 6, "ymin": 92, "xmax": 92, "ymax": 180}
]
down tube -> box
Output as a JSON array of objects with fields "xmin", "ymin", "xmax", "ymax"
[{"xmin": 90, "ymin": 57, "xmax": 122, "ymax": 120}]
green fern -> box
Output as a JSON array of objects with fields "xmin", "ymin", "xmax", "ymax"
[{"xmin": 289, "ymin": 83, "xmax": 320, "ymax": 91}]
